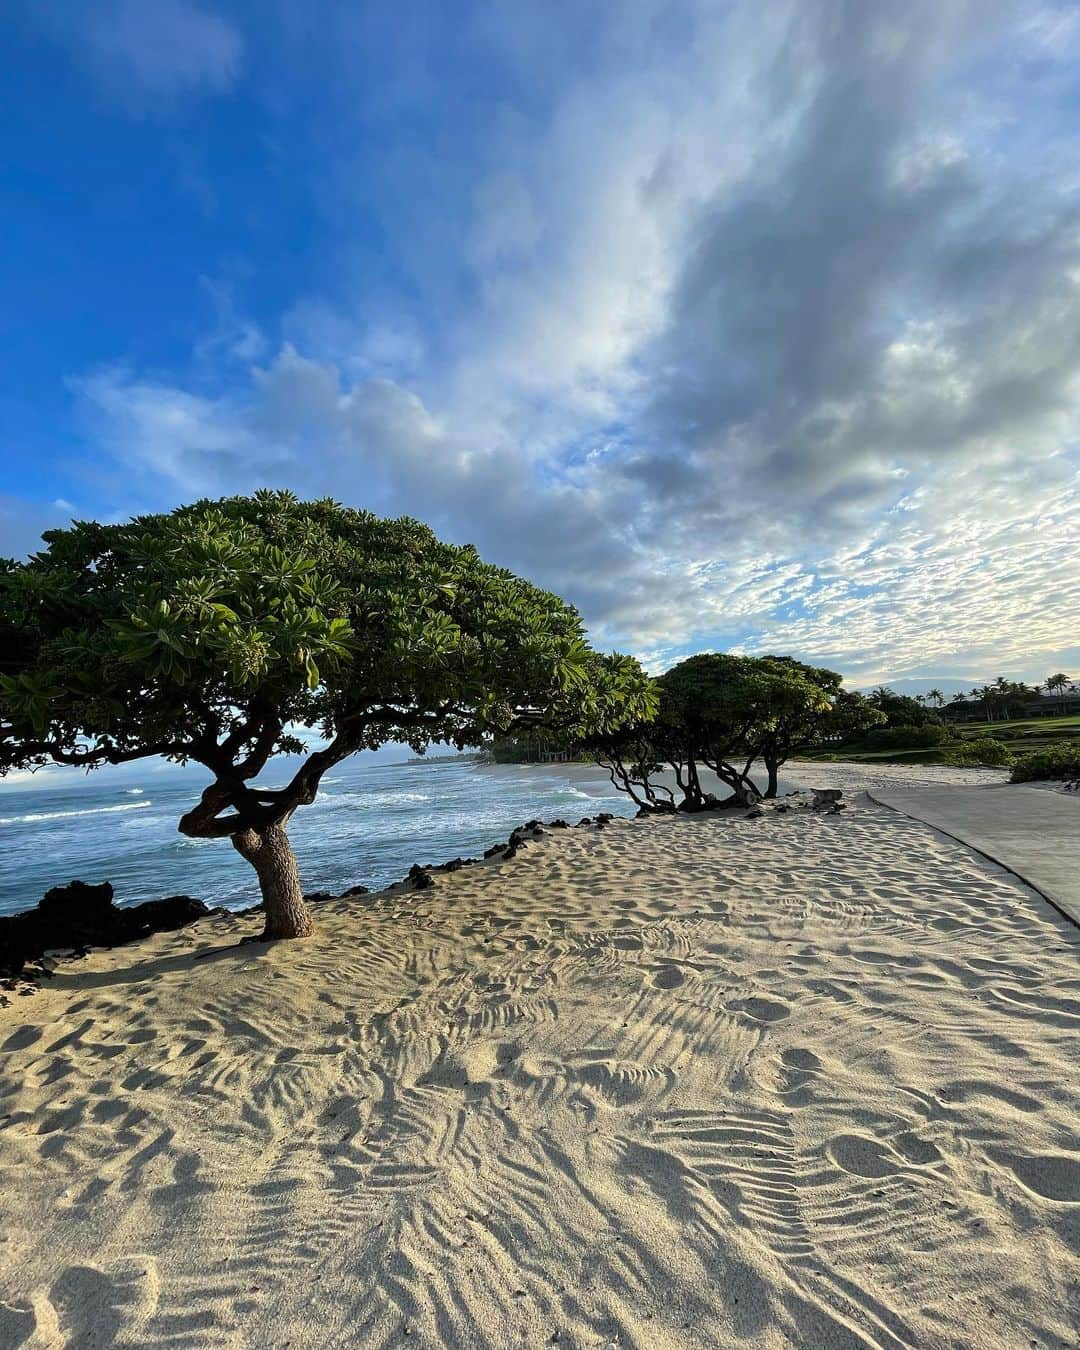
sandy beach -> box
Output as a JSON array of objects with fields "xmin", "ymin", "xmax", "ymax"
[{"xmin": 1, "ymin": 767, "xmax": 1077, "ymax": 1348}]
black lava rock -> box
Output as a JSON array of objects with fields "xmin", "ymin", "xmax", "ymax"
[
  {"xmin": 0, "ymin": 880, "xmax": 209, "ymax": 978},
  {"xmin": 122, "ymin": 895, "xmax": 209, "ymax": 935}
]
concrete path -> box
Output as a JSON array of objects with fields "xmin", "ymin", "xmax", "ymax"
[{"xmin": 867, "ymin": 784, "xmax": 1080, "ymax": 929}]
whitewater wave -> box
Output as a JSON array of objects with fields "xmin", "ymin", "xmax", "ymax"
[
  {"xmin": 320, "ymin": 790, "xmax": 432, "ymax": 807},
  {"xmin": 124, "ymin": 788, "xmax": 145, "ymax": 796},
  {"xmin": 0, "ymin": 800, "xmax": 152, "ymax": 826}
]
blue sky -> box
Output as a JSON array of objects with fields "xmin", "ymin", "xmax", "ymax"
[{"xmin": 2, "ymin": 0, "xmax": 1079, "ymax": 688}]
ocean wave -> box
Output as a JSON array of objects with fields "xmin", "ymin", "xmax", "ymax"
[
  {"xmin": 320, "ymin": 790, "xmax": 432, "ymax": 807},
  {"xmin": 0, "ymin": 800, "xmax": 152, "ymax": 826},
  {"xmin": 124, "ymin": 788, "xmax": 145, "ymax": 795}
]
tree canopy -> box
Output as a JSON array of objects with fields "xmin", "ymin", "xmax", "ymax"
[
  {"xmin": 589, "ymin": 653, "xmax": 880, "ymax": 811},
  {"xmin": 865, "ymin": 687, "xmax": 941, "ymax": 728},
  {"xmin": 0, "ymin": 491, "xmax": 655, "ymax": 937}
]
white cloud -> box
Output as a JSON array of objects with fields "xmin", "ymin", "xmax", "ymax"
[
  {"xmin": 56, "ymin": 0, "xmax": 1080, "ymax": 684},
  {"xmin": 31, "ymin": 0, "xmax": 242, "ymax": 103}
]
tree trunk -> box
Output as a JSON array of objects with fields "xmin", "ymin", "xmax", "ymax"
[
  {"xmin": 232, "ymin": 821, "xmax": 314, "ymax": 940},
  {"xmin": 764, "ymin": 758, "xmax": 779, "ymax": 799}
]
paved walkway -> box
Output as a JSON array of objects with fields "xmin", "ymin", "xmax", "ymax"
[{"xmin": 867, "ymin": 784, "xmax": 1080, "ymax": 928}]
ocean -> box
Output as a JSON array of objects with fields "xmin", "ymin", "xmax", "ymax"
[{"xmin": 0, "ymin": 756, "xmax": 635, "ymax": 918}]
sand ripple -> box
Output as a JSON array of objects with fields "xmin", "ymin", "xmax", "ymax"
[{"xmin": 1, "ymin": 794, "xmax": 1078, "ymax": 1348}]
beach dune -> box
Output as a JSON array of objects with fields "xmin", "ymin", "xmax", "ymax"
[{"xmin": 0, "ymin": 774, "xmax": 1077, "ymax": 1348}]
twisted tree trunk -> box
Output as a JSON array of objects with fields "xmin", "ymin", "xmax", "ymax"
[{"xmin": 231, "ymin": 821, "xmax": 314, "ymax": 940}]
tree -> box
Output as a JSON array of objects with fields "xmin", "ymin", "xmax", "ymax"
[
  {"xmin": 754, "ymin": 659, "xmax": 882, "ymax": 797},
  {"xmin": 1045, "ymin": 673, "xmax": 1071, "ymax": 698},
  {"xmin": 865, "ymin": 686, "xmax": 941, "ymax": 728},
  {"xmin": 653, "ymin": 654, "xmax": 789, "ymax": 808},
  {"xmin": 591, "ymin": 654, "xmax": 874, "ymax": 812},
  {"xmin": 971, "ymin": 685, "xmax": 995, "ymax": 721},
  {"xmin": 586, "ymin": 717, "xmax": 679, "ymax": 815},
  {"xmin": 926, "ymin": 688, "xmax": 944, "ymax": 708},
  {"xmin": 977, "ymin": 678, "xmax": 1032, "ymax": 720},
  {"xmin": 0, "ymin": 492, "xmax": 655, "ymax": 940}
]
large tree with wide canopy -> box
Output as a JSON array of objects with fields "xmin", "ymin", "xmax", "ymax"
[{"xmin": 0, "ymin": 491, "xmax": 655, "ymax": 939}]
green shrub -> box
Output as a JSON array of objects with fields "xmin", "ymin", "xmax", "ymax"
[
  {"xmin": 864, "ymin": 723, "xmax": 953, "ymax": 750},
  {"xmin": 942, "ymin": 738, "xmax": 1014, "ymax": 767},
  {"xmin": 1010, "ymin": 744, "xmax": 1080, "ymax": 782}
]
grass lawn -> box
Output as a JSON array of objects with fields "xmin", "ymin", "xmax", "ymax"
[
  {"xmin": 953, "ymin": 714, "xmax": 1080, "ymax": 736},
  {"xmin": 803, "ymin": 714, "xmax": 1080, "ymax": 766}
]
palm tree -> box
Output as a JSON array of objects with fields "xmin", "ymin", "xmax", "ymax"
[
  {"xmin": 973, "ymin": 685, "xmax": 996, "ymax": 722},
  {"xmin": 926, "ymin": 688, "xmax": 944, "ymax": 707},
  {"xmin": 1045, "ymin": 673, "xmax": 1071, "ymax": 698},
  {"xmin": 990, "ymin": 675, "xmax": 1019, "ymax": 721}
]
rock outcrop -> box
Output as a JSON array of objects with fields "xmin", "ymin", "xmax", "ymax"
[{"xmin": 0, "ymin": 880, "xmax": 209, "ymax": 978}]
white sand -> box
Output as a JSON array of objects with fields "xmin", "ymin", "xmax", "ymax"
[
  {"xmin": 1, "ymin": 771, "xmax": 1077, "ymax": 1348},
  {"xmin": 557, "ymin": 755, "xmax": 1012, "ymax": 801}
]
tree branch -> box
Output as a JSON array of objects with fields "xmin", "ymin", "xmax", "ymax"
[{"xmin": 1, "ymin": 734, "xmax": 188, "ymax": 771}]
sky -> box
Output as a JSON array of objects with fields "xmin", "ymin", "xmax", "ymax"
[{"xmin": 2, "ymin": 0, "xmax": 1078, "ymax": 690}]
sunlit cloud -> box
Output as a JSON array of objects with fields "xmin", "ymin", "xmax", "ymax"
[{"xmin": 13, "ymin": 0, "xmax": 1080, "ymax": 685}]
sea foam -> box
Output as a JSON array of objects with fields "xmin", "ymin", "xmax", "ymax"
[{"xmin": 0, "ymin": 800, "xmax": 152, "ymax": 827}]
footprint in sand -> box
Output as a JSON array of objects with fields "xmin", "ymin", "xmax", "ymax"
[
  {"xmin": 941, "ymin": 1079, "xmax": 1043, "ymax": 1115},
  {"xmin": 1003, "ymin": 1152, "xmax": 1080, "ymax": 1204},
  {"xmin": 829, "ymin": 1135, "xmax": 903, "ymax": 1179},
  {"xmin": 422, "ymin": 1041, "xmax": 499, "ymax": 1091},
  {"xmin": 649, "ymin": 966, "xmax": 685, "ymax": 990},
  {"xmin": 893, "ymin": 1132, "xmax": 943, "ymax": 1166},
  {"xmin": 728, "ymin": 996, "xmax": 790, "ymax": 1024},
  {"xmin": 828, "ymin": 1133, "xmax": 940, "ymax": 1179},
  {"xmin": 776, "ymin": 1046, "xmax": 821, "ymax": 1099}
]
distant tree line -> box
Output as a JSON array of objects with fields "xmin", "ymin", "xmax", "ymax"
[
  {"xmin": 936, "ymin": 675, "xmax": 1077, "ymax": 723},
  {"xmin": 860, "ymin": 677, "xmax": 1078, "ymax": 726}
]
